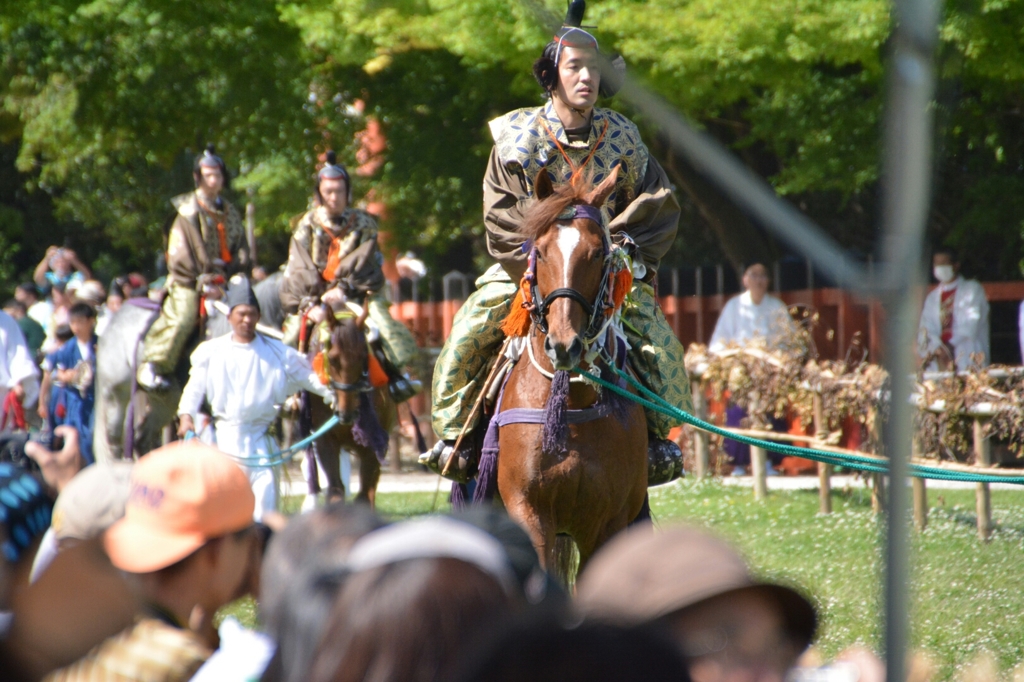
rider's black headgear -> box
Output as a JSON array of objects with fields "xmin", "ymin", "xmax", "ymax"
[
  {"xmin": 532, "ymin": 0, "xmax": 625, "ymax": 98},
  {"xmin": 192, "ymin": 144, "xmax": 231, "ymax": 190},
  {"xmin": 316, "ymin": 150, "xmax": 352, "ymax": 204}
]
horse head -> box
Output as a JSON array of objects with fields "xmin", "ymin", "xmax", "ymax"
[
  {"xmin": 322, "ymin": 296, "xmax": 372, "ymax": 425},
  {"xmin": 526, "ymin": 165, "xmax": 620, "ymax": 370}
]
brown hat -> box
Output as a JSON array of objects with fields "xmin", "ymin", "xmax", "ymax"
[
  {"xmin": 104, "ymin": 442, "xmax": 254, "ymax": 573},
  {"xmin": 52, "ymin": 462, "xmax": 133, "ymax": 543},
  {"xmin": 576, "ymin": 525, "xmax": 817, "ymax": 650}
]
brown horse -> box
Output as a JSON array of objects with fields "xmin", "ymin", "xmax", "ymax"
[
  {"xmin": 494, "ymin": 166, "xmax": 648, "ymax": 579},
  {"xmin": 304, "ymin": 303, "xmax": 396, "ymax": 507}
]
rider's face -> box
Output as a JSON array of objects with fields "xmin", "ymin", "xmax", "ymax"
[
  {"xmin": 319, "ymin": 177, "xmax": 348, "ymax": 216},
  {"xmin": 198, "ymin": 166, "xmax": 224, "ymax": 197},
  {"xmin": 555, "ymin": 47, "xmax": 601, "ymax": 112}
]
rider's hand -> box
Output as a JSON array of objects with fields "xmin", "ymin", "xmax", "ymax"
[
  {"xmin": 307, "ymin": 306, "xmax": 326, "ymax": 325},
  {"xmin": 321, "ymin": 288, "xmax": 345, "ymax": 309},
  {"xmin": 177, "ymin": 414, "xmax": 195, "ymax": 438},
  {"xmin": 11, "ymin": 383, "xmax": 24, "ymax": 400}
]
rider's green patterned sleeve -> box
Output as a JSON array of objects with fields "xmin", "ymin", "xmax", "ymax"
[{"xmin": 620, "ymin": 281, "xmax": 693, "ymax": 439}]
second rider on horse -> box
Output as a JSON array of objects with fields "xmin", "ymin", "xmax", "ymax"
[
  {"xmin": 279, "ymin": 151, "xmax": 421, "ymax": 402},
  {"xmin": 423, "ymin": 7, "xmax": 693, "ymax": 482}
]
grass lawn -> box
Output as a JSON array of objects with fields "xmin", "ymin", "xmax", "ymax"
[
  {"xmin": 650, "ymin": 480, "xmax": 1024, "ymax": 680},
  {"xmin": 235, "ymin": 480, "xmax": 1024, "ymax": 679}
]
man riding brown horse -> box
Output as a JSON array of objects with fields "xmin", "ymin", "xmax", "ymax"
[
  {"xmin": 137, "ymin": 145, "xmax": 250, "ymax": 391},
  {"xmin": 279, "ymin": 151, "xmax": 420, "ymax": 403},
  {"xmin": 422, "ymin": 4, "xmax": 692, "ymax": 483}
]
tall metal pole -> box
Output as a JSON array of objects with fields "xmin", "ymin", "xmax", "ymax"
[{"xmin": 877, "ymin": 2, "xmax": 939, "ymax": 680}]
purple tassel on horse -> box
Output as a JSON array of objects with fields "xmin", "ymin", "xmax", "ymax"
[
  {"xmin": 542, "ymin": 369, "xmax": 571, "ymax": 455},
  {"xmin": 352, "ymin": 392, "xmax": 389, "ymax": 463},
  {"xmin": 450, "ymin": 482, "xmax": 469, "ymax": 510}
]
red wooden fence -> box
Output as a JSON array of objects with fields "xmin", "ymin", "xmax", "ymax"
[{"xmin": 391, "ymin": 281, "xmax": 1024, "ymax": 362}]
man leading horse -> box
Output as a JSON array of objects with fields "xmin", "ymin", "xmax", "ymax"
[{"xmin": 423, "ymin": 5, "xmax": 692, "ymax": 482}]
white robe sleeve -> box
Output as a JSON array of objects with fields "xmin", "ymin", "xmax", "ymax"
[
  {"xmin": 0, "ymin": 313, "xmax": 40, "ymax": 407},
  {"xmin": 951, "ymin": 280, "xmax": 989, "ymax": 369},
  {"xmin": 709, "ymin": 298, "xmax": 738, "ymax": 353},
  {"xmin": 178, "ymin": 342, "xmax": 211, "ymax": 417},
  {"xmin": 283, "ymin": 346, "xmax": 332, "ymax": 400}
]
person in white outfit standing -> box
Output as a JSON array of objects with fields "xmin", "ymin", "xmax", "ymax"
[
  {"xmin": 708, "ymin": 263, "xmax": 796, "ymax": 476},
  {"xmin": 709, "ymin": 263, "xmax": 795, "ymax": 352},
  {"xmin": 177, "ymin": 276, "xmax": 333, "ymax": 521},
  {"xmin": 918, "ymin": 248, "xmax": 989, "ymax": 372}
]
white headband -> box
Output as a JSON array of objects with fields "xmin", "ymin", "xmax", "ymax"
[{"xmin": 345, "ymin": 517, "xmax": 518, "ymax": 594}]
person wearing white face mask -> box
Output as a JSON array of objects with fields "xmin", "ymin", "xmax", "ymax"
[{"xmin": 917, "ymin": 248, "xmax": 989, "ymax": 371}]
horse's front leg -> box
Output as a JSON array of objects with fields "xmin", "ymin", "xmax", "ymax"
[
  {"xmin": 504, "ymin": 494, "xmax": 556, "ymax": 571},
  {"xmin": 314, "ymin": 439, "xmax": 346, "ymax": 504},
  {"xmin": 353, "ymin": 446, "xmax": 380, "ymax": 509}
]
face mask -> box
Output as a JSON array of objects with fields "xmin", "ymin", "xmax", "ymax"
[{"xmin": 933, "ymin": 265, "xmax": 955, "ymax": 284}]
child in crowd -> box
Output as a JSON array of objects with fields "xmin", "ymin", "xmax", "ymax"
[{"xmin": 39, "ymin": 304, "xmax": 97, "ymax": 465}]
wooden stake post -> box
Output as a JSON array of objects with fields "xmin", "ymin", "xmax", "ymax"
[
  {"xmin": 973, "ymin": 417, "xmax": 992, "ymax": 541},
  {"xmin": 691, "ymin": 378, "xmax": 709, "ymax": 479},
  {"xmin": 812, "ymin": 393, "xmax": 832, "ymax": 514},
  {"xmin": 911, "ymin": 436, "xmax": 927, "ymax": 531},
  {"xmin": 751, "ymin": 445, "xmax": 768, "ymax": 501}
]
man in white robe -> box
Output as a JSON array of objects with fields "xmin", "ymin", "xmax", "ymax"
[
  {"xmin": 709, "ymin": 263, "xmax": 795, "ymax": 352},
  {"xmin": 917, "ymin": 249, "xmax": 989, "ymax": 372},
  {"xmin": 708, "ymin": 264, "xmax": 795, "ymax": 476},
  {"xmin": 0, "ymin": 310, "xmax": 40, "ymax": 420},
  {"xmin": 177, "ymin": 276, "xmax": 332, "ymax": 521}
]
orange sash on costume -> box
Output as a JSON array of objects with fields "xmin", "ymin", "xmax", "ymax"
[
  {"xmin": 322, "ymin": 236, "xmax": 344, "ymax": 283},
  {"xmin": 215, "ymin": 222, "xmax": 231, "ymax": 263}
]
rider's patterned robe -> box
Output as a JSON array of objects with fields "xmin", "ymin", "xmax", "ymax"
[
  {"xmin": 143, "ymin": 191, "xmax": 249, "ymax": 374},
  {"xmin": 279, "ymin": 206, "xmax": 416, "ymax": 367},
  {"xmin": 432, "ymin": 101, "xmax": 693, "ymax": 440}
]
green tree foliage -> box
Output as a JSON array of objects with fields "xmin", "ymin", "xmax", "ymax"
[
  {"xmin": 0, "ymin": 0, "xmax": 315, "ymax": 273},
  {"xmin": 3, "ymin": 0, "xmax": 1024, "ymax": 284}
]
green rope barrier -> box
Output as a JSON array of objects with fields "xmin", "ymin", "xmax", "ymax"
[
  {"xmin": 221, "ymin": 414, "xmax": 341, "ymax": 469},
  {"xmin": 573, "ymin": 366, "xmax": 1024, "ymax": 486}
]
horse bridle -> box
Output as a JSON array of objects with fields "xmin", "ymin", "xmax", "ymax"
[
  {"xmin": 330, "ymin": 373, "xmax": 373, "ymax": 394},
  {"xmin": 320, "ymin": 311, "xmax": 375, "ymax": 395},
  {"xmin": 527, "ymin": 203, "xmax": 613, "ymax": 343}
]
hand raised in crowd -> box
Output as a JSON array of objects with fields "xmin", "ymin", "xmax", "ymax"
[{"xmin": 24, "ymin": 426, "xmax": 84, "ymax": 493}]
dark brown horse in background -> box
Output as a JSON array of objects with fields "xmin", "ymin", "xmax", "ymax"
[
  {"xmin": 496, "ymin": 167, "xmax": 648, "ymax": 581},
  {"xmin": 304, "ymin": 302, "xmax": 395, "ymax": 507}
]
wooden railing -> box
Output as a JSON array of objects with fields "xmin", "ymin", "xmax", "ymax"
[{"xmin": 392, "ymin": 279, "xmax": 1024, "ymax": 362}]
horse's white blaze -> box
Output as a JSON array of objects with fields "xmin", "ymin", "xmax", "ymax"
[{"xmin": 555, "ymin": 226, "xmax": 581, "ymax": 288}]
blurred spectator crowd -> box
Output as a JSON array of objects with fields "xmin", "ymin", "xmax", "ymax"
[
  {"xmin": 0, "ymin": 439, "xmax": 839, "ymax": 682},
  {"xmin": 0, "ymin": 243, "xmax": 156, "ymax": 465}
]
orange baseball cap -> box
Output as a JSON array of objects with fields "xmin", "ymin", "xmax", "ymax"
[{"xmin": 104, "ymin": 442, "xmax": 255, "ymax": 573}]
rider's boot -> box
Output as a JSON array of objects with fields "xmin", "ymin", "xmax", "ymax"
[
  {"xmin": 137, "ymin": 362, "xmax": 172, "ymax": 392},
  {"xmin": 647, "ymin": 434, "xmax": 684, "ymax": 486},
  {"xmin": 418, "ymin": 439, "xmax": 475, "ymax": 484},
  {"xmin": 369, "ymin": 340, "xmax": 422, "ymax": 403}
]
